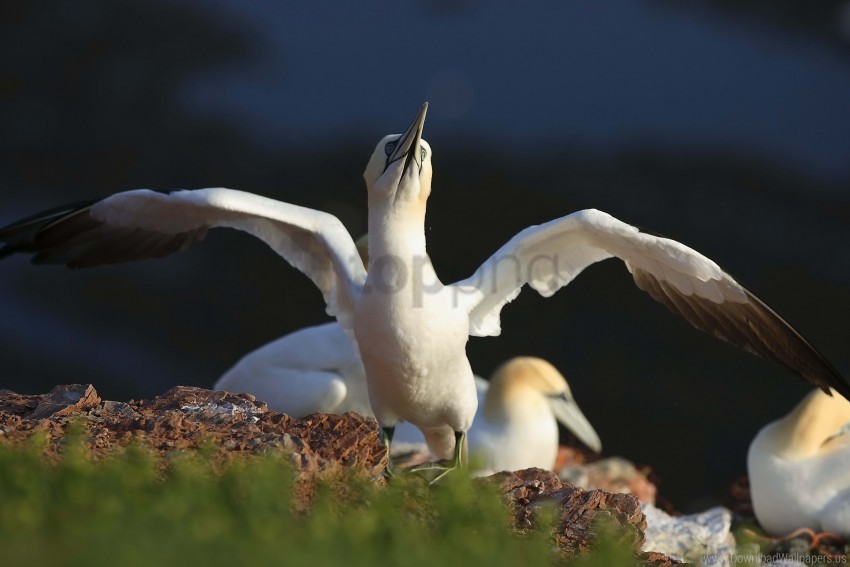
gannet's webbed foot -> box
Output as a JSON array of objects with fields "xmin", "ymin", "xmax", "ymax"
[
  {"xmin": 408, "ymin": 430, "xmax": 466, "ymax": 486},
  {"xmin": 381, "ymin": 426, "xmax": 396, "ymax": 479}
]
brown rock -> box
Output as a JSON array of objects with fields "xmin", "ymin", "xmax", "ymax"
[
  {"xmin": 724, "ymin": 475, "xmax": 753, "ymax": 518},
  {"xmin": 135, "ymin": 385, "xmax": 267, "ymax": 414},
  {"xmin": 29, "ymin": 384, "xmax": 101, "ymax": 419},
  {"xmin": 560, "ymin": 456, "xmax": 658, "ymax": 505},
  {"xmin": 485, "ymin": 469, "xmax": 681, "ymax": 565},
  {"xmin": 554, "ymin": 444, "xmax": 590, "ymax": 470},
  {"xmin": 0, "ymin": 389, "xmax": 43, "ymax": 415},
  {"xmin": 0, "ymin": 385, "xmax": 387, "ymax": 479},
  {"xmin": 638, "ymin": 551, "xmax": 685, "ymax": 566},
  {"xmin": 485, "ymin": 469, "xmax": 642, "ymax": 553}
]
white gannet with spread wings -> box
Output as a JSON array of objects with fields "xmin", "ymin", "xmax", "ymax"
[{"xmin": 1, "ymin": 103, "xmax": 848, "ymax": 482}]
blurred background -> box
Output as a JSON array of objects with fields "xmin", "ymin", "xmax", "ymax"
[{"xmin": 1, "ymin": 0, "xmax": 848, "ymax": 511}]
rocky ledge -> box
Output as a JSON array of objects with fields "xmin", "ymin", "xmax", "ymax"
[{"xmin": 0, "ymin": 384, "xmax": 678, "ymax": 565}]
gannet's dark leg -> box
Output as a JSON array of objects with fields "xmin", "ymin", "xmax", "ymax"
[
  {"xmin": 409, "ymin": 430, "xmax": 467, "ymax": 485},
  {"xmin": 381, "ymin": 426, "xmax": 396, "ymax": 479}
]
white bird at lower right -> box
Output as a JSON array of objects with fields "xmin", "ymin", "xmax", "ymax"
[{"xmin": 748, "ymin": 388, "xmax": 850, "ymax": 537}]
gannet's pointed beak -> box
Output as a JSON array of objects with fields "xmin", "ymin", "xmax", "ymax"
[
  {"xmin": 385, "ymin": 102, "xmax": 428, "ymax": 175},
  {"xmin": 548, "ymin": 393, "xmax": 602, "ymax": 453}
]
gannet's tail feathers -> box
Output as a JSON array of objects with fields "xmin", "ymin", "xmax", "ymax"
[
  {"xmin": 0, "ymin": 188, "xmax": 366, "ymax": 331},
  {"xmin": 451, "ymin": 208, "xmax": 849, "ymax": 399}
]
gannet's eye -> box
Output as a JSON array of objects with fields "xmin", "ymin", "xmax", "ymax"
[
  {"xmin": 384, "ymin": 141, "xmax": 397, "ymax": 156},
  {"xmin": 420, "ymin": 148, "xmax": 427, "ymax": 162}
]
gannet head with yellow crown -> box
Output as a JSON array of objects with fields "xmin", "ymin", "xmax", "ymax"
[
  {"xmin": 747, "ymin": 388, "xmax": 850, "ymax": 536},
  {"xmin": 362, "ymin": 103, "xmax": 433, "ymax": 261}
]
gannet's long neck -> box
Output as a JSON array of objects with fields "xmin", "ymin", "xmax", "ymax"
[
  {"xmin": 367, "ymin": 196, "xmax": 426, "ymax": 249},
  {"xmin": 366, "ymin": 195, "xmax": 438, "ymax": 292},
  {"xmin": 770, "ymin": 390, "xmax": 850, "ymax": 457}
]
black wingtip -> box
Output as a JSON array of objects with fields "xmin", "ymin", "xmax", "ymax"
[
  {"xmin": 0, "ymin": 199, "xmax": 96, "ymax": 234},
  {"xmin": 0, "ymin": 199, "xmax": 98, "ymax": 261},
  {"xmin": 629, "ymin": 225, "xmax": 850, "ymax": 400},
  {"xmin": 633, "ymin": 267, "xmax": 850, "ymax": 402},
  {"xmin": 736, "ymin": 281, "xmax": 850, "ymax": 402}
]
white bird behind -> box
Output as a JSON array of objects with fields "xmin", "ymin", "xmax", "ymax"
[
  {"xmin": 748, "ymin": 388, "xmax": 850, "ymax": 536},
  {"xmin": 464, "ymin": 356, "xmax": 601, "ymax": 474},
  {"xmin": 214, "ymin": 322, "xmax": 371, "ymax": 417}
]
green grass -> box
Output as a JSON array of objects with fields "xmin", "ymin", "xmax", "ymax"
[{"xmin": 0, "ymin": 431, "xmax": 639, "ymax": 567}]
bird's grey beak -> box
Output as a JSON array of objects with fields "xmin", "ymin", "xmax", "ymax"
[
  {"xmin": 385, "ymin": 102, "xmax": 428, "ymax": 175},
  {"xmin": 548, "ymin": 393, "xmax": 602, "ymax": 453}
]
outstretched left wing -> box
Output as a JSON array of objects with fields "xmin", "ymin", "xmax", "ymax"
[
  {"xmin": 451, "ymin": 208, "xmax": 848, "ymax": 399},
  {"xmin": 0, "ymin": 188, "xmax": 367, "ymax": 331}
]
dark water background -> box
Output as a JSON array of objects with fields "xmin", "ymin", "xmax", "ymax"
[{"xmin": 1, "ymin": 0, "xmax": 849, "ymax": 511}]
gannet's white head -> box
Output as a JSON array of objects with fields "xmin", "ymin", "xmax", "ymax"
[
  {"xmin": 486, "ymin": 357, "xmax": 602, "ymax": 453},
  {"xmin": 363, "ymin": 103, "xmax": 433, "ymax": 214}
]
